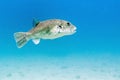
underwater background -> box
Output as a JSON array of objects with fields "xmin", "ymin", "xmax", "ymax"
[{"xmin": 0, "ymin": 0, "xmax": 120, "ymax": 80}]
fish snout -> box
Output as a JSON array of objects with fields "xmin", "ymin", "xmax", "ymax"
[
  {"xmin": 71, "ymin": 26, "xmax": 76, "ymax": 33},
  {"xmin": 73, "ymin": 27, "xmax": 77, "ymax": 31}
]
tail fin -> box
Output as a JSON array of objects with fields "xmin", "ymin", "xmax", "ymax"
[{"xmin": 14, "ymin": 32, "xmax": 29, "ymax": 48}]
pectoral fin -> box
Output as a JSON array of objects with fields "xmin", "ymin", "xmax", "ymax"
[{"xmin": 32, "ymin": 39, "xmax": 40, "ymax": 45}]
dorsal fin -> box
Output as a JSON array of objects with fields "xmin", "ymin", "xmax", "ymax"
[{"xmin": 33, "ymin": 18, "xmax": 39, "ymax": 27}]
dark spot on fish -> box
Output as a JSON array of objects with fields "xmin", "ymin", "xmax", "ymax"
[
  {"xmin": 58, "ymin": 25, "xmax": 62, "ymax": 28},
  {"xmin": 46, "ymin": 29, "xmax": 50, "ymax": 33},
  {"xmin": 67, "ymin": 22, "xmax": 70, "ymax": 26},
  {"xmin": 45, "ymin": 27, "xmax": 51, "ymax": 34},
  {"xmin": 35, "ymin": 22, "xmax": 39, "ymax": 26}
]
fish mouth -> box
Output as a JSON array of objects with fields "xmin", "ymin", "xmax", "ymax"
[
  {"xmin": 68, "ymin": 27, "xmax": 76, "ymax": 35},
  {"xmin": 72, "ymin": 27, "xmax": 77, "ymax": 33}
]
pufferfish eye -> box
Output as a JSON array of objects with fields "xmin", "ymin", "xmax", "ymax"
[{"xmin": 67, "ymin": 22, "xmax": 70, "ymax": 26}]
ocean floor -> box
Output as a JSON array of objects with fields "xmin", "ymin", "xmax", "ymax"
[{"xmin": 0, "ymin": 52, "xmax": 120, "ymax": 80}]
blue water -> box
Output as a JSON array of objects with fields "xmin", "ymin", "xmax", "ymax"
[{"xmin": 0, "ymin": 0, "xmax": 120, "ymax": 80}]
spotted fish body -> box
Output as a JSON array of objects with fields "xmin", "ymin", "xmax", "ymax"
[{"xmin": 14, "ymin": 19, "xmax": 77, "ymax": 48}]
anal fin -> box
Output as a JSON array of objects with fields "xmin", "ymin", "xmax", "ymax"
[{"xmin": 32, "ymin": 39, "xmax": 40, "ymax": 45}]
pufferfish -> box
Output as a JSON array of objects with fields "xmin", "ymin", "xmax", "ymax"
[{"xmin": 14, "ymin": 19, "xmax": 77, "ymax": 48}]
